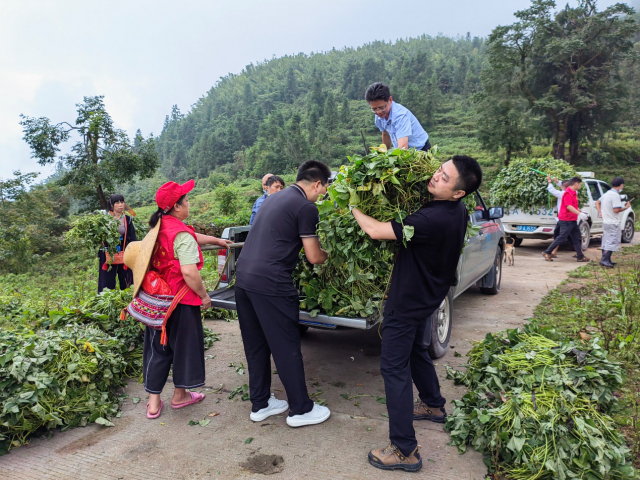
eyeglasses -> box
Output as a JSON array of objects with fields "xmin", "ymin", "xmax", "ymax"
[{"xmin": 370, "ymin": 104, "xmax": 388, "ymax": 113}]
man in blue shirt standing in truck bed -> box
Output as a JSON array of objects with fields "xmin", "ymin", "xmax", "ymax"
[{"xmin": 365, "ymin": 82, "xmax": 431, "ymax": 152}]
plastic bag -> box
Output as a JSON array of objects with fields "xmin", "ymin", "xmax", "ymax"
[{"xmin": 142, "ymin": 271, "xmax": 172, "ymax": 295}]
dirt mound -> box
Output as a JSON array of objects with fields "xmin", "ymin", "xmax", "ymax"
[{"xmin": 240, "ymin": 454, "xmax": 285, "ymax": 475}]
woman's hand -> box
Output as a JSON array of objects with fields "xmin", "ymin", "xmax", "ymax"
[
  {"xmin": 215, "ymin": 238, "xmax": 233, "ymax": 248},
  {"xmin": 200, "ymin": 294, "xmax": 212, "ymax": 310}
]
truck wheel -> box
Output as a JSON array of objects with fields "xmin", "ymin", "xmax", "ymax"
[
  {"xmin": 621, "ymin": 217, "xmax": 635, "ymax": 243},
  {"xmin": 427, "ymin": 292, "xmax": 452, "ymax": 359},
  {"xmin": 480, "ymin": 247, "xmax": 503, "ymax": 295},
  {"xmin": 512, "ymin": 237, "xmax": 523, "ymax": 247},
  {"xmin": 579, "ymin": 222, "xmax": 591, "ymax": 251}
]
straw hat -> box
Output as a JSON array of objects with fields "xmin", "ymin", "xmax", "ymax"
[{"xmin": 124, "ymin": 219, "xmax": 161, "ymax": 298}]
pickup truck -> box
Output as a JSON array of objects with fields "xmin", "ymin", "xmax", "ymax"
[
  {"xmin": 208, "ymin": 192, "xmax": 506, "ymax": 358},
  {"xmin": 502, "ymin": 172, "xmax": 635, "ymax": 250}
]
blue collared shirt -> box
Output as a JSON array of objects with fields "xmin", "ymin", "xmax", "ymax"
[
  {"xmin": 374, "ymin": 102, "xmax": 429, "ymax": 149},
  {"xmin": 250, "ymin": 193, "xmax": 267, "ymax": 225}
]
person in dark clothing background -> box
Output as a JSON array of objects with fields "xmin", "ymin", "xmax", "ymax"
[
  {"xmin": 352, "ymin": 155, "xmax": 482, "ymax": 472},
  {"xmin": 235, "ymin": 160, "xmax": 332, "ymax": 428},
  {"xmin": 98, "ymin": 194, "xmax": 137, "ymax": 293}
]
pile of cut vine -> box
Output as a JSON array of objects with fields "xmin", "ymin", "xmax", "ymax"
[
  {"xmin": 294, "ymin": 146, "xmax": 476, "ymax": 318},
  {"xmin": 445, "ymin": 324, "xmax": 635, "ymax": 479}
]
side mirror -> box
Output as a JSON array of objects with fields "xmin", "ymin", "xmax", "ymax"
[{"xmin": 488, "ymin": 206, "xmax": 504, "ymax": 220}]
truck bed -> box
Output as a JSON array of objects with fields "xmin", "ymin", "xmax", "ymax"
[{"xmin": 209, "ymin": 286, "xmax": 380, "ymax": 330}]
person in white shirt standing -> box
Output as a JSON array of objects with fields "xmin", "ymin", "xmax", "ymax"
[{"xmin": 595, "ymin": 177, "xmax": 631, "ymax": 268}]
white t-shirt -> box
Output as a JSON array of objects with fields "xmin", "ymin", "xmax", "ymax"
[{"xmin": 600, "ymin": 189, "xmax": 623, "ymax": 225}]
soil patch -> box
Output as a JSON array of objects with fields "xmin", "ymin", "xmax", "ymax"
[
  {"xmin": 558, "ymin": 282, "xmax": 586, "ymax": 294},
  {"xmin": 240, "ymin": 454, "xmax": 285, "ymax": 475}
]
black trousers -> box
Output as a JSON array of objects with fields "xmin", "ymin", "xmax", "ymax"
[
  {"xmin": 143, "ymin": 304, "xmax": 205, "ymax": 394},
  {"xmin": 420, "ymin": 139, "xmax": 432, "ymax": 152},
  {"xmin": 236, "ymin": 287, "xmax": 313, "ymax": 416},
  {"xmin": 97, "ymin": 252, "xmax": 133, "ymax": 293},
  {"xmin": 544, "ymin": 220, "xmax": 583, "ymax": 258},
  {"xmin": 381, "ymin": 315, "xmax": 445, "ymax": 456}
]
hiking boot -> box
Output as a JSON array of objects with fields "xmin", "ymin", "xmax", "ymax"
[
  {"xmin": 250, "ymin": 394, "xmax": 289, "ymax": 422},
  {"xmin": 413, "ymin": 401, "xmax": 447, "ymax": 423},
  {"xmin": 286, "ymin": 403, "xmax": 330, "ymax": 427},
  {"xmin": 542, "ymin": 252, "xmax": 554, "ymax": 262},
  {"xmin": 368, "ymin": 443, "xmax": 422, "ymax": 472}
]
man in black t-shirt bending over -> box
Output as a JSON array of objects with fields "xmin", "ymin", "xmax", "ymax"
[
  {"xmin": 235, "ymin": 160, "xmax": 332, "ymax": 428},
  {"xmin": 352, "ymin": 155, "xmax": 482, "ymax": 472}
]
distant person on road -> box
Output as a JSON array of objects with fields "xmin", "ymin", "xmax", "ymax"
[
  {"xmin": 352, "ymin": 156, "xmax": 482, "ymax": 472},
  {"xmin": 546, "ymin": 176, "xmax": 571, "ymax": 258},
  {"xmin": 595, "ymin": 177, "xmax": 631, "ymax": 268},
  {"xmin": 542, "ymin": 177, "xmax": 590, "ymax": 263},
  {"xmin": 235, "ymin": 160, "xmax": 332, "ymax": 428},
  {"xmin": 365, "ymin": 82, "xmax": 431, "ymax": 151},
  {"xmin": 249, "ymin": 173, "xmax": 273, "ymax": 225},
  {"xmin": 98, "ymin": 194, "xmax": 136, "ymax": 293}
]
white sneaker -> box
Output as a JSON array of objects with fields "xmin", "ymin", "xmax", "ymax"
[
  {"xmin": 286, "ymin": 403, "xmax": 331, "ymax": 428},
  {"xmin": 249, "ymin": 394, "xmax": 289, "ymax": 422}
]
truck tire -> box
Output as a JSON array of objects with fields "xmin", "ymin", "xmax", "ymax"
[
  {"xmin": 512, "ymin": 237, "xmax": 523, "ymax": 247},
  {"xmin": 621, "ymin": 217, "xmax": 635, "ymax": 243},
  {"xmin": 579, "ymin": 222, "xmax": 591, "ymax": 251},
  {"xmin": 427, "ymin": 292, "xmax": 452, "ymax": 359},
  {"xmin": 480, "ymin": 247, "xmax": 503, "ymax": 295}
]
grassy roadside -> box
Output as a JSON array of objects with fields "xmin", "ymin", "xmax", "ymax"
[{"xmin": 532, "ymin": 243, "xmax": 640, "ymax": 465}]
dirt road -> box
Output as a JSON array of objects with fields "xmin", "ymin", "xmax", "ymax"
[{"xmin": 2, "ymin": 238, "xmax": 636, "ymax": 480}]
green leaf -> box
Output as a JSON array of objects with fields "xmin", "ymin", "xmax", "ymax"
[
  {"xmin": 244, "ymin": 437, "xmax": 253, "ymax": 444},
  {"xmin": 95, "ymin": 417, "xmax": 115, "ymax": 427}
]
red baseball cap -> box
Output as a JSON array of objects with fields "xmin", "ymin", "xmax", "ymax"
[{"xmin": 156, "ymin": 180, "xmax": 195, "ymax": 212}]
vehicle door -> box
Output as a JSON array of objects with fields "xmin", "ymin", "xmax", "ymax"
[
  {"xmin": 456, "ymin": 193, "xmax": 492, "ymax": 293},
  {"xmin": 594, "ymin": 182, "xmax": 612, "ymax": 231},
  {"xmin": 584, "ymin": 181, "xmax": 602, "ymax": 231}
]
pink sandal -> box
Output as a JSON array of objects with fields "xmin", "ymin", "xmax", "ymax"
[
  {"xmin": 147, "ymin": 399, "xmax": 164, "ymax": 419},
  {"xmin": 171, "ymin": 391, "xmax": 205, "ymax": 409}
]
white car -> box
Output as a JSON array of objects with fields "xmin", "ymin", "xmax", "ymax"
[{"xmin": 502, "ymin": 172, "xmax": 635, "ymax": 250}]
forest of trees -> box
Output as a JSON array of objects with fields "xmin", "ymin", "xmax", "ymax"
[{"xmin": 154, "ymin": 0, "xmax": 640, "ymax": 183}]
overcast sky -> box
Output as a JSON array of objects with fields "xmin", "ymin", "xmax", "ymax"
[{"xmin": 0, "ymin": 0, "xmax": 636, "ymax": 180}]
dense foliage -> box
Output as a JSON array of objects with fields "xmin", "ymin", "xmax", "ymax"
[
  {"xmin": 490, "ymin": 158, "xmax": 586, "ymax": 211},
  {"xmin": 445, "ymin": 325, "xmax": 634, "ymax": 479},
  {"xmin": 479, "ymin": 0, "xmax": 639, "ymax": 164},
  {"xmin": 295, "ymin": 146, "xmax": 476, "ymax": 318},
  {"xmin": 0, "ymin": 284, "xmax": 219, "ymax": 454}
]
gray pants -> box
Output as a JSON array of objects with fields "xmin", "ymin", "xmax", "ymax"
[{"xmin": 602, "ymin": 224, "xmax": 621, "ymax": 252}]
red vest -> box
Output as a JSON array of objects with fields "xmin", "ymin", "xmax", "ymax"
[{"xmin": 151, "ymin": 215, "xmax": 204, "ymax": 306}]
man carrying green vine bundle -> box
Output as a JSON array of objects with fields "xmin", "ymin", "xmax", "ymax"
[{"xmin": 351, "ymin": 155, "xmax": 482, "ymax": 472}]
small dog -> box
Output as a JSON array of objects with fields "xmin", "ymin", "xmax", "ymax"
[{"xmin": 504, "ymin": 238, "xmax": 515, "ymax": 266}]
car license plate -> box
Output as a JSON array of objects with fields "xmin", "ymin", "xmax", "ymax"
[{"xmin": 516, "ymin": 225, "xmax": 537, "ymax": 232}]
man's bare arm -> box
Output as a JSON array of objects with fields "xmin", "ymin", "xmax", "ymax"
[
  {"xmin": 382, "ymin": 131, "xmax": 392, "ymax": 149},
  {"xmin": 396, "ymin": 137, "xmax": 409, "ymax": 149},
  {"xmin": 301, "ymin": 237, "xmax": 328, "ymax": 264},
  {"xmin": 352, "ymin": 208, "xmax": 397, "ymax": 240}
]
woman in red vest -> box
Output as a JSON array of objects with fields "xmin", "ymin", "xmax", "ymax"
[{"xmin": 145, "ymin": 180, "xmax": 231, "ymax": 419}]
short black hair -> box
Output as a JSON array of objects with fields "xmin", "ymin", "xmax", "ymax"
[
  {"xmin": 108, "ymin": 193, "xmax": 125, "ymax": 211},
  {"xmin": 612, "ymin": 177, "xmax": 624, "ymax": 187},
  {"xmin": 451, "ymin": 155, "xmax": 482, "ymax": 197},
  {"xmin": 365, "ymin": 83, "xmax": 391, "ymax": 103},
  {"xmin": 568, "ymin": 177, "xmax": 582, "ymax": 187},
  {"xmin": 296, "ymin": 160, "xmax": 331, "ymax": 185},
  {"xmin": 561, "ymin": 180, "xmax": 571, "ymax": 189},
  {"xmin": 266, "ymin": 175, "xmax": 285, "ymax": 188}
]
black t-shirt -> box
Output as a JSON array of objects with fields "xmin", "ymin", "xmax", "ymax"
[
  {"xmin": 384, "ymin": 200, "xmax": 468, "ymax": 324},
  {"xmin": 235, "ymin": 185, "xmax": 319, "ymax": 296}
]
